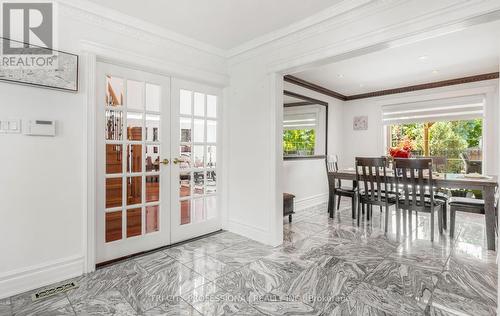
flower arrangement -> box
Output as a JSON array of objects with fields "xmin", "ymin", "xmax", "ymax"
[{"xmin": 388, "ymin": 137, "xmax": 413, "ymax": 158}]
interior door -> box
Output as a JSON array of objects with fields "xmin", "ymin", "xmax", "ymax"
[
  {"xmin": 96, "ymin": 62, "xmax": 171, "ymax": 263},
  {"xmin": 171, "ymin": 79, "xmax": 222, "ymax": 243}
]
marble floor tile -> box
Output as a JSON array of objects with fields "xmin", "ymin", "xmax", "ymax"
[
  {"xmin": 207, "ymin": 231, "xmax": 252, "ymax": 248},
  {"xmin": 116, "ymin": 260, "xmax": 207, "ymax": 313},
  {"xmin": 390, "ymin": 239, "xmax": 451, "ymax": 272},
  {"xmin": 330, "ymin": 296, "xmax": 397, "ymax": 316},
  {"xmin": 0, "ymin": 298, "xmax": 12, "ymax": 316},
  {"xmin": 364, "ymin": 259, "xmax": 436, "ymax": 304},
  {"xmin": 10, "ymin": 291, "xmax": 74, "ymax": 316},
  {"xmin": 209, "ymin": 241, "xmax": 275, "ymax": 268},
  {"xmin": 282, "ymin": 226, "xmax": 308, "ymax": 245},
  {"xmin": 67, "ymin": 260, "xmax": 147, "ymax": 304},
  {"xmin": 163, "ymin": 238, "xmax": 228, "ymax": 264},
  {"xmin": 134, "ymin": 251, "xmax": 177, "ymax": 274},
  {"xmin": 182, "ymin": 282, "xmax": 260, "ymax": 316},
  {"xmin": 3, "ymin": 202, "xmax": 498, "ymax": 316},
  {"xmin": 215, "ymin": 257, "xmax": 308, "ymax": 300},
  {"xmin": 285, "ymin": 256, "xmax": 365, "ymax": 315},
  {"xmin": 213, "ymin": 257, "xmax": 317, "ymax": 315},
  {"xmin": 185, "ymin": 255, "xmax": 237, "ymax": 281},
  {"xmin": 432, "ymin": 257, "xmax": 497, "ymax": 311},
  {"xmin": 347, "ymin": 282, "xmax": 426, "ymax": 316},
  {"xmin": 429, "ymin": 290, "xmax": 497, "ymax": 316},
  {"xmin": 284, "ymin": 221, "xmax": 327, "ymax": 238},
  {"xmin": 141, "ymin": 297, "xmax": 202, "ymax": 316},
  {"xmin": 71, "ymin": 289, "xmax": 136, "ymax": 316},
  {"xmin": 303, "ymin": 242, "xmax": 387, "ymax": 274}
]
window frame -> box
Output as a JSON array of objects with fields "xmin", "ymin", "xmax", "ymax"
[{"xmin": 283, "ymin": 90, "xmax": 328, "ymax": 160}]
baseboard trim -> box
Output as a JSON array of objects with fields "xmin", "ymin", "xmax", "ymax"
[
  {"xmin": 294, "ymin": 193, "xmax": 329, "ymax": 211},
  {"xmin": 226, "ymin": 219, "xmax": 280, "ymax": 246},
  {"xmin": 0, "ymin": 255, "xmax": 84, "ymax": 299}
]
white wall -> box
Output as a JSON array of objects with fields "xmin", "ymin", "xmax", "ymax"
[
  {"xmin": 225, "ymin": 0, "xmax": 500, "ymax": 246},
  {"xmin": 0, "ymin": 2, "xmax": 226, "ymax": 298},
  {"xmin": 341, "ymin": 81, "xmax": 499, "ymax": 174},
  {"xmin": 282, "ymin": 82, "xmax": 343, "ymax": 210},
  {"xmin": 283, "ymin": 82, "xmax": 343, "ymax": 211}
]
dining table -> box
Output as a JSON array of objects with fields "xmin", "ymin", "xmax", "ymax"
[{"xmin": 329, "ymin": 169, "xmax": 498, "ymax": 250}]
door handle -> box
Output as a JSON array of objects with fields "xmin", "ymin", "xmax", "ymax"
[
  {"xmin": 173, "ymin": 158, "xmax": 182, "ymax": 165},
  {"xmin": 161, "ymin": 159, "xmax": 169, "ymax": 165}
]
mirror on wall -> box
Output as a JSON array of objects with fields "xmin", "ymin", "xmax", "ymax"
[{"xmin": 283, "ymin": 91, "xmax": 327, "ymax": 159}]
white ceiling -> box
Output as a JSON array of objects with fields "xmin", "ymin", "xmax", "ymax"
[
  {"xmin": 293, "ymin": 20, "xmax": 500, "ymax": 96},
  {"xmin": 85, "ymin": 0, "xmax": 340, "ymax": 50}
]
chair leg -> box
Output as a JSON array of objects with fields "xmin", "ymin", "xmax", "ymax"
[
  {"xmin": 430, "ymin": 204, "xmax": 435, "ymax": 242},
  {"xmin": 384, "ymin": 204, "xmax": 389, "ymax": 233},
  {"xmin": 396, "ymin": 208, "xmax": 401, "ymax": 236},
  {"xmin": 351, "ymin": 196, "xmax": 356, "ymax": 219},
  {"xmin": 450, "ymin": 207, "xmax": 456, "ymax": 238},
  {"xmin": 367, "ymin": 204, "xmax": 370, "ymax": 221},
  {"xmin": 438, "ymin": 206, "xmax": 443, "ymax": 235},
  {"xmin": 337, "ymin": 195, "xmax": 341, "ymax": 210},
  {"xmin": 402, "ymin": 208, "xmax": 407, "ymax": 234},
  {"xmin": 328, "ymin": 191, "xmax": 332, "ymax": 213},
  {"xmin": 442, "ymin": 202, "xmax": 447, "ymax": 230},
  {"xmin": 357, "ymin": 200, "xmax": 361, "ymax": 227},
  {"xmin": 408, "ymin": 208, "xmax": 412, "ymax": 231}
]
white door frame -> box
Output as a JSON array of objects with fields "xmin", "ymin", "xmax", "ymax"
[{"xmin": 81, "ymin": 41, "xmax": 229, "ymax": 273}]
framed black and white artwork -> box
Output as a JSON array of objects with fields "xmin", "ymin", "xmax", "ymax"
[{"xmin": 0, "ymin": 37, "xmax": 78, "ymax": 92}]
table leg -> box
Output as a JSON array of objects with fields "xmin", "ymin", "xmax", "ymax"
[{"xmin": 483, "ymin": 186, "xmax": 496, "ymax": 251}]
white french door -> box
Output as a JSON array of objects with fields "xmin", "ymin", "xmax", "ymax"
[
  {"xmin": 96, "ymin": 62, "xmax": 171, "ymax": 263},
  {"xmin": 170, "ymin": 79, "xmax": 222, "ymax": 243},
  {"xmin": 96, "ymin": 64, "xmax": 222, "ymax": 263}
]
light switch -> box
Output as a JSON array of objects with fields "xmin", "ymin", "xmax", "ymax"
[
  {"xmin": 0, "ymin": 119, "xmax": 21, "ymax": 134},
  {"xmin": 9, "ymin": 120, "xmax": 19, "ymax": 131}
]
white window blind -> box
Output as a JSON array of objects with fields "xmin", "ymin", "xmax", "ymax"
[
  {"xmin": 283, "ymin": 112, "xmax": 317, "ymax": 130},
  {"xmin": 382, "ymin": 95, "xmax": 485, "ymax": 125}
]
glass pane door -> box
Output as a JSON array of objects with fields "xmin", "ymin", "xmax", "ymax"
[
  {"xmin": 97, "ymin": 62, "xmax": 171, "ymax": 263},
  {"xmin": 171, "ymin": 79, "xmax": 221, "ymax": 243}
]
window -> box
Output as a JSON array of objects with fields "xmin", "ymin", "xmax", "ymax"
[
  {"xmin": 384, "ymin": 95, "xmax": 484, "ymax": 174},
  {"xmin": 283, "ymin": 104, "xmax": 326, "ymax": 158}
]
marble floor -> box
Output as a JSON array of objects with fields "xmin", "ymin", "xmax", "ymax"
[{"xmin": 1, "ymin": 201, "xmax": 497, "ymax": 316}]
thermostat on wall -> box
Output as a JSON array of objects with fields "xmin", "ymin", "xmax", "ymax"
[{"xmin": 24, "ymin": 120, "xmax": 56, "ymax": 136}]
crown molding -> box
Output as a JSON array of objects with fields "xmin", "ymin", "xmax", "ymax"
[
  {"xmin": 284, "ymin": 75, "xmax": 347, "ymax": 101},
  {"xmin": 226, "ymin": 0, "xmax": 373, "ymax": 58},
  {"xmin": 286, "ymin": 73, "xmax": 500, "ymax": 101},
  {"xmin": 80, "ymin": 40, "xmax": 229, "ymax": 87},
  {"xmin": 56, "ymin": 0, "xmax": 227, "ymax": 58}
]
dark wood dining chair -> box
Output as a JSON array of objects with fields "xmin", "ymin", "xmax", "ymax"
[
  {"xmin": 326, "ymin": 155, "xmax": 356, "ymax": 218},
  {"xmin": 449, "ymin": 194, "xmax": 498, "ymax": 238},
  {"xmin": 355, "ymin": 157, "xmax": 395, "ymax": 232},
  {"xmin": 393, "ymin": 158, "xmax": 444, "ymax": 241}
]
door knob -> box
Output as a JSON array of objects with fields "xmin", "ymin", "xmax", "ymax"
[
  {"xmin": 161, "ymin": 159, "xmax": 169, "ymax": 165},
  {"xmin": 173, "ymin": 158, "xmax": 182, "ymax": 165}
]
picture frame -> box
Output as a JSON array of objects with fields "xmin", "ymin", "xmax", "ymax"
[
  {"xmin": 353, "ymin": 116, "xmax": 368, "ymax": 130},
  {"xmin": 0, "ymin": 37, "xmax": 79, "ymax": 92}
]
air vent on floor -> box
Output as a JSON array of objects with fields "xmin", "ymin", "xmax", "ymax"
[{"xmin": 31, "ymin": 281, "xmax": 78, "ymax": 302}]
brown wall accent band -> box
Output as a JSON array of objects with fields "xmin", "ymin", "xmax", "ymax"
[
  {"xmin": 284, "ymin": 101, "xmax": 315, "ymax": 107},
  {"xmin": 284, "ymin": 75, "xmax": 348, "ymax": 101},
  {"xmin": 346, "ymin": 72, "xmax": 499, "ymax": 100},
  {"xmin": 285, "ymin": 72, "xmax": 499, "ymax": 101},
  {"xmin": 283, "ymin": 90, "xmax": 328, "ymax": 106}
]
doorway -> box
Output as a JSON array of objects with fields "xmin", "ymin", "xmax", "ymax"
[{"xmin": 96, "ymin": 63, "xmax": 221, "ymax": 264}]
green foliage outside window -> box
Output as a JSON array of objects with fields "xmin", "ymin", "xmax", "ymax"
[
  {"xmin": 390, "ymin": 119, "xmax": 483, "ymax": 173},
  {"xmin": 283, "ymin": 129, "xmax": 315, "ymax": 156}
]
